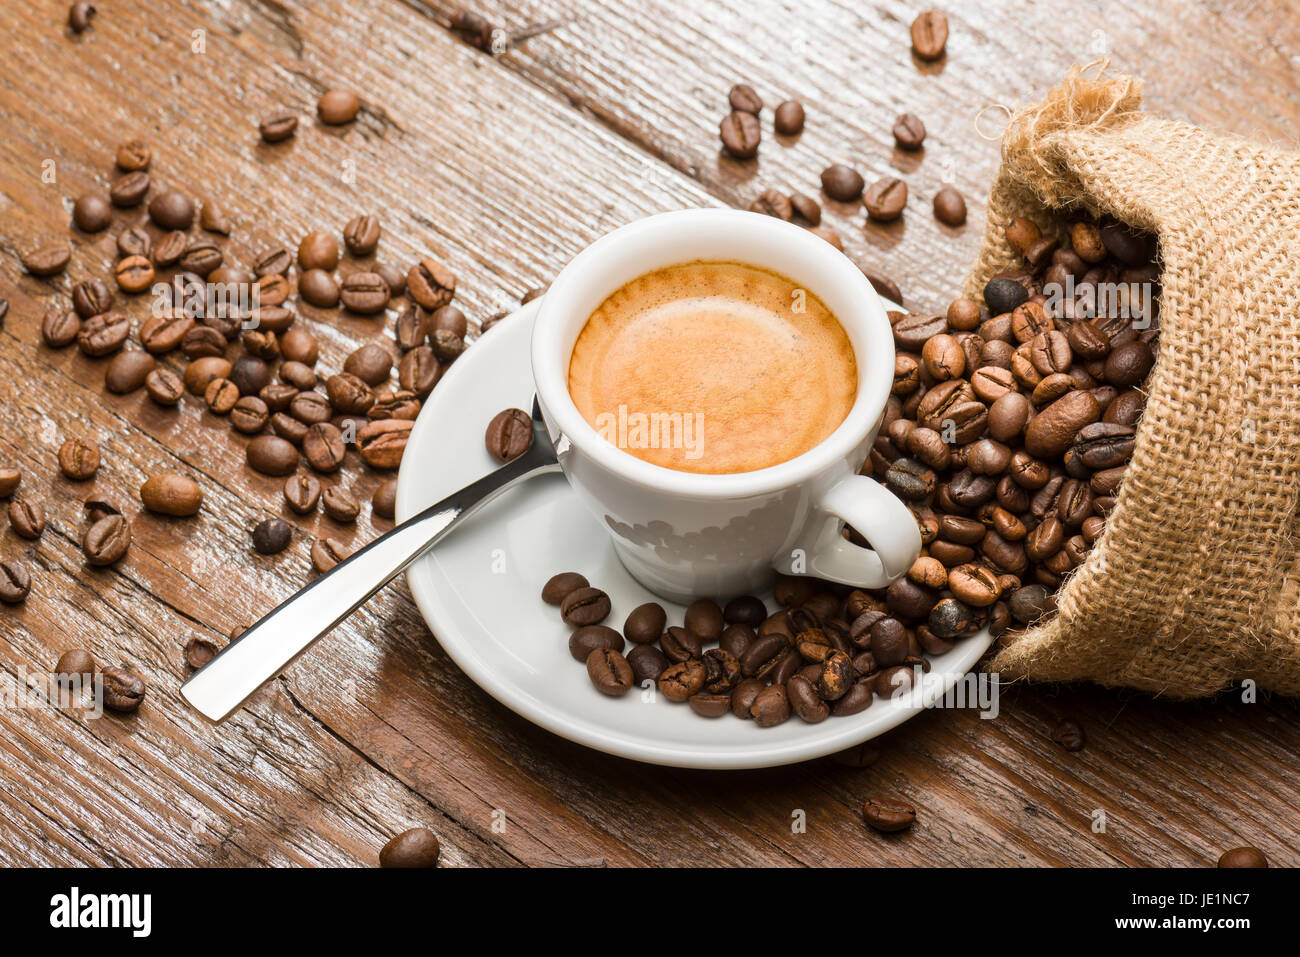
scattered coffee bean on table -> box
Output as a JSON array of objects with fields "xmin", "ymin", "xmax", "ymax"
[
  {"xmin": 184, "ymin": 637, "xmax": 220, "ymax": 669},
  {"xmin": 719, "ymin": 111, "xmax": 761, "ymax": 159},
  {"xmin": 101, "ymin": 665, "xmax": 146, "ymax": 712},
  {"xmin": 259, "ymin": 112, "xmax": 299, "ymax": 143},
  {"xmin": 1217, "ymin": 846, "xmax": 1268, "ymax": 868},
  {"xmin": 372, "ymin": 479, "xmax": 397, "ymax": 519},
  {"xmin": 55, "ymin": 648, "xmax": 95, "ymax": 682},
  {"xmin": 821, "ymin": 164, "xmax": 864, "ymax": 202},
  {"xmin": 58, "ymin": 438, "xmax": 101, "ymax": 480},
  {"xmin": 0, "ymin": 468, "xmax": 20, "ymax": 498},
  {"xmin": 933, "ymin": 185, "xmax": 967, "ymax": 226},
  {"xmin": 910, "ymin": 10, "xmax": 949, "ymax": 60},
  {"xmin": 252, "ymin": 517, "xmax": 292, "ymax": 554},
  {"xmin": 23, "ymin": 243, "xmax": 70, "ymax": 277},
  {"xmin": 318, "ymin": 89, "xmax": 361, "ymax": 125},
  {"xmin": 542, "ymin": 571, "xmax": 589, "ymax": 606},
  {"xmin": 892, "ymin": 113, "xmax": 926, "ymax": 150},
  {"xmin": 68, "ymin": 2, "xmax": 96, "ymax": 33},
  {"xmin": 0, "ymin": 560, "xmax": 31, "ymax": 604},
  {"xmin": 864, "ymin": 177, "xmax": 908, "ymax": 221},
  {"xmin": 862, "ymin": 796, "xmax": 917, "ymax": 832},
  {"xmin": 310, "ymin": 537, "xmax": 350, "ymax": 573},
  {"xmin": 84, "ymin": 514, "xmax": 131, "ymax": 566},
  {"xmin": 1051, "ymin": 717, "xmax": 1086, "ymax": 751},
  {"xmin": 10, "ymin": 499, "xmax": 46, "ymax": 540},
  {"xmin": 561, "ymin": 586, "xmax": 611, "ymax": 626},
  {"xmin": 140, "ymin": 473, "xmax": 203, "ymax": 516},
  {"xmin": 773, "ymin": 100, "xmax": 805, "ymax": 135},
  {"xmin": 379, "ymin": 828, "xmax": 441, "ymax": 868}
]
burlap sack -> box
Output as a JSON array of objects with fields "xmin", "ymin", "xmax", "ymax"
[{"xmin": 966, "ymin": 65, "xmax": 1300, "ymax": 698}]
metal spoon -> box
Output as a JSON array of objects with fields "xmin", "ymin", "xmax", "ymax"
[{"xmin": 181, "ymin": 398, "xmax": 560, "ymax": 723}]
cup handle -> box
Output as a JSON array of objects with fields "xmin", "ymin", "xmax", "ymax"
[{"xmin": 777, "ymin": 474, "xmax": 921, "ymax": 588}]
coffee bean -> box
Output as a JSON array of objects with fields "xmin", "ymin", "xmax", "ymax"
[
  {"xmin": 148, "ymin": 189, "xmax": 194, "ymax": 230},
  {"xmin": 178, "ymin": 637, "xmax": 219, "ymax": 671},
  {"xmin": 1025, "ymin": 389, "xmax": 1100, "ymax": 458},
  {"xmin": 357, "ymin": 419, "xmax": 411, "ymax": 469},
  {"xmin": 864, "ymin": 177, "xmax": 908, "ymax": 221},
  {"xmin": 787, "ymin": 675, "xmax": 829, "ymax": 723},
  {"xmin": 561, "ymin": 586, "xmax": 610, "ymax": 626},
  {"xmin": 739, "ymin": 633, "xmax": 787, "ymax": 679},
  {"xmin": 932, "ymin": 186, "xmax": 966, "ymax": 226},
  {"xmin": 58, "ymin": 438, "xmax": 100, "ymax": 480},
  {"xmin": 322, "ymin": 485, "xmax": 361, "ymax": 523},
  {"xmin": 296, "ymin": 230, "xmax": 338, "ymax": 271},
  {"xmin": 73, "ymin": 191, "xmax": 112, "ymax": 232},
  {"xmin": 113, "ymin": 255, "xmax": 155, "ymax": 293},
  {"xmin": 344, "ymin": 215, "xmax": 381, "ymax": 256},
  {"xmin": 397, "ymin": 346, "xmax": 441, "ymax": 397},
  {"xmin": 719, "ymin": 110, "xmax": 761, "ymax": 159},
  {"xmin": 84, "ymin": 514, "xmax": 131, "ymax": 566},
  {"xmin": 303, "ymin": 422, "xmax": 346, "ymax": 473},
  {"xmin": 294, "ymin": 269, "xmax": 335, "ymax": 308},
  {"xmin": 684, "ymin": 598, "xmax": 724, "ymax": 641},
  {"xmin": 394, "ymin": 305, "xmax": 427, "ymax": 352},
  {"xmin": 41, "ymin": 309, "xmax": 80, "ymax": 348},
  {"xmin": 251, "ymin": 517, "xmax": 292, "ymax": 555},
  {"xmin": 0, "ymin": 560, "xmax": 30, "ymax": 604},
  {"xmin": 542, "ymin": 571, "xmax": 589, "ymax": 606},
  {"xmin": 569, "ymin": 625, "xmax": 623, "ymax": 663},
  {"xmin": 407, "ymin": 258, "xmax": 456, "ymax": 310},
  {"xmin": 272, "ymin": 413, "xmax": 308, "ymax": 445},
  {"xmin": 247, "ymin": 435, "xmax": 299, "ymax": 476},
  {"xmin": 774, "ymin": 99, "xmax": 805, "ymax": 134},
  {"xmin": 623, "ymin": 602, "xmax": 667, "ymax": 644},
  {"xmin": 893, "ymin": 113, "xmax": 926, "ymax": 150},
  {"xmin": 1217, "ymin": 847, "xmax": 1268, "ymax": 869},
  {"xmin": 1008, "ymin": 584, "xmax": 1054, "ymax": 624},
  {"xmin": 101, "ymin": 350, "xmax": 154, "ymax": 394},
  {"xmin": 0, "ymin": 469, "xmax": 18, "ymax": 500},
  {"xmin": 485, "ymin": 408, "xmax": 532, "ymax": 462},
  {"xmin": 820, "ymin": 164, "xmax": 864, "ymax": 201},
  {"xmin": 116, "ymin": 226, "xmax": 152, "ymax": 259},
  {"xmin": 55, "ymin": 649, "xmax": 95, "ymax": 684},
  {"xmin": 283, "ymin": 473, "xmax": 322, "ymax": 515},
  {"xmin": 659, "ymin": 659, "xmax": 707, "ymax": 703},
  {"xmin": 71, "ymin": 278, "xmax": 113, "ymax": 320},
  {"xmin": 372, "ymin": 479, "xmax": 397, "ymax": 520},
  {"xmin": 68, "ymin": 2, "xmax": 96, "ymax": 32},
  {"xmin": 862, "ymin": 796, "xmax": 916, "ymax": 832},
  {"xmin": 727, "ymin": 83, "xmax": 763, "ymax": 114},
  {"xmin": 983, "ymin": 277, "xmax": 1029, "ymax": 315},
  {"xmin": 749, "ymin": 189, "xmax": 792, "ymax": 220},
  {"xmin": 1051, "ymin": 717, "xmax": 1086, "ymax": 752},
  {"xmin": 140, "ymin": 473, "xmax": 202, "ymax": 516},
  {"xmin": 109, "ymin": 172, "xmax": 150, "ymax": 208},
  {"xmin": 787, "ymin": 191, "xmax": 821, "ymax": 226},
  {"xmin": 909, "ymin": 10, "xmax": 948, "ymax": 60},
  {"xmin": 149, "ymin": 230, "xmax": 186, "ymax": 268},
  {"xmin": 318, "ymin": 89, "xmax": 361, "ymax": 125},
  {"xmin": 259, "ymin": 111, "xmax": 299, "ymax": 142},
  {"xmin": 9, "ymin": 499, "xmax": 45, "ymax": 539},
  {"xmin": 344, "ymin": 342, "xmax": 394, "ymax": 386},
  {"xmin": 204, "ymin": 377, "xmax": 240, "ymax": 414},
  {"xmin": 289, "ymin": 390, "xmax": 331, "ymax": 425},
  {"xmin": 132, "ymin": 363, "xmax": 180, "ymax": 406},
  {"xmin": 660, "ymin": 626, "xmax": 703, "ymax": 663},
  {"xmin": 23, "ymin": 243, "xmax": 70, "ymax": 277},
  {"xmin": 1103, "ymin": 340, "xmax": 1154, "ymax": 387},
  {"xmin": 809, "ymin": 226, "xmax": 843, "ymax": 250},
  {"xmin": 379, "ymin": 828, "xmax": 441, "ymax": 869},
  {"xmin": 101, "ymin": 665, "xmax": 146, "ymax": 712},
  {"xmin": 180, "ymin": 238, "xmax": 223, "ymax": 276},
  {"xmin": 749, "ymin": 684, "xmax": 790, "ymax": 727},
  {"xmin": 310, "ymin": 537, "xmax": 350, "ymax": 572}
]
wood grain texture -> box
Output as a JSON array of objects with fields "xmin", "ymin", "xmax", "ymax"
[{"xmin": 0, "ymin": 0, "xmax": 1297, "ymax": 867}]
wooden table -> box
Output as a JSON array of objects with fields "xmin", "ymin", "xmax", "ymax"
[{"xmin": 1, "ymin": 0, "xmax": 1296, "ymax": 867}]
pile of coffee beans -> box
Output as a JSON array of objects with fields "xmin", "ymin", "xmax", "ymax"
[{"xmin": 543, "ymin": 571, "xmax": 943, "ymax": 726}]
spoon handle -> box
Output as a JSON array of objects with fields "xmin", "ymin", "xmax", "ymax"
[{"xmin": 181, "ymin": 448, "xmax": 560, "ymax": 723}]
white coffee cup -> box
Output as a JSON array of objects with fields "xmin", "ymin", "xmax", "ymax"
[{"xmin": 531, "ymin": 208, "xmax": 920, "ymax": 602}]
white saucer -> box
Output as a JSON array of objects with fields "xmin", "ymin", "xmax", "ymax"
[{"xmin": 395, "ymin": 300, "xmax": 994, "ymax": 769}]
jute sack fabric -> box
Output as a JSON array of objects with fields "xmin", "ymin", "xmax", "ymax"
[{"xmin": 966, "ymin": 66, "xmax": 1300, "ymax": 698}]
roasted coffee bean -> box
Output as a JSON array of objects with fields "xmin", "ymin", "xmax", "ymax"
[
  {"xmin": 252, "ymin": 517, "xmax": 292, "ymax": 554},
  {"xmin": 178, "ymin": 238, "xmax": 222, "ymax": 276},
  {"xmin": 70, "ymin": 279, "xmax": 112, "ymax": 321},
  {"xmin": 84, "ymin": 514, "xmax": 130, "ymax": 566},
  {"xmin": 325, "ymin": 373, "xmax": 376, "ymax": 416},
  {"xmin": 428, "ymin": 329, "xmax": 465, "ymax": 365},
  {"xmin": 586, "ymin": 648, "xmax": 634, "ymax": 696},
  {"xmin": 72, "ymin": 191, "xmax": 112, "ymax": 232},
  {"xmin": 68, "ymin": 2, "xmax": 97, "ymax": 32},
  {"xmin": 928, "ymin": 597, "xmax": 973, "ymax": 639},
  {"xmin": 868, "ymin": 617, "xmax": 909, "ymax": 668},
  {"xmin": 749, "ymin": 684, "xmax": 791, "ymax": 727},
  {"xmin": 0, "ymin": 470, "xmax": 18, "ymax": 500},
  {"xmin": 885, "ymin": 457, "xmax": 935, "ymax": 501},
  {"xmin": 137, "ymin": 310, "xmax": 191, "ymax": 355},
  {"xmin": 719, "ymin": 623, "xmax": 756, "ymax": 660},
  {"xmin": 104, "ymin": 350, "xmax": 155, "ymax": 394},
  {"xmin": 310, "ymin": 538, "xmax": 350, "ymax": 573},
  {"xmin": 141, "ymin": 473, "xmax": 202, "ymax": 516},
  {"xmin": 947, "ymin": 563, "xmax": 1001, "ymax": 607},
  {"xmin": 204, "ymin": 377, "xmax": 240, "ymax": 414},
  {"xmin": 108, "ymin": 172, "xmax": 150, "ymax": 208},
  {"xmin": 378, "ymin": 826, "xmax": 443, "ymax": 868},
  {"xmin": 259, "ymin": 111, "xmax": 299, "ymax": 142},
  {"xmin": 289, "ymin": 390, "xmax": 331, "ymax": 425},
  {"xmin": 862, "ymin": 796, "xmax": 917, "ymax": 833},
  {"xmin": 101, "ymin": 665, "xmax": 146, "ymax": 712},
  {"xmin": 343, "ymin": 215, "xmax": 381, "ymax": 256},
  {"xmin": 787, "ymin": 675, "xmax": 829, "ymax": 723},
  {"xmin": 321, "ymin": 485, "xmax": 361, "ymax": 523},
  {"xmin": 659, "ymin": 659, "xmax": 707, "ymax": 703},
  {"xmin": 357, "ymin": 419, "xmax": 411, "ymax": 469},
  {"xmin": 247, "ymin": 435, "xmax": 299, "ymax": 476},
  {"xmin": 1217, "ymin": 847, "xmax": 1269, "ymax": 869},
  {"xmin": 150, "ymin": 230, "xmax": 187, "ymax": 268},
  {"xmin": 922, "ymin": 333, "xmax": 965, "ymax": 381},
  {"xmin": 367, "ymin": 480, "xmax": 396, "ymax": 521},
  {"xmin": 148, "ymin": 189, "xmax": 194, "ymax": 230},
  {"xmin": 9, "ymin": 499, "xmax": 45, "ymax": 539},
  {"xmin": 739, "ymin": 633, "xmax": 787, "ymax": 680},
  {"xmin": 810, "ymin": 226, "xmax": 843, "ymax": 250},
  {"xmin": 145, "ymin": 367, "xmax": 184, "ymax": 406},
  {"xmin": 114, "ymin": 255, "xmax": 155, "ymax": 293},
  {"xmin": 893, "ymin": 312, "xmax": 948, "ymax": 351},
  {"xmin": 23, "ymin": 243, "xmax": 71, "ymax": 277},
  {"xmin": 680, "ymin": 598, "xmax": 723, "ymax": 642},
  {"xmin": 701, "ymin": 648, "xmax": 742, "ymax": 694},
  {"xmin": 569, "ymin": 625, "xmax": 624, "ymax": 663},
  {"xmin": 377, "ymin": 261, "xmax": 407, "ymax": 297},
  {"xmin": 303, "ymin": 422, "xmax": 346, "ymax": 473},
  {"xmin": 623, "ymin": 602, "xmax": 667, "ymax": 645},
  {"xmin": 57, "ymin": 438, "xmax": 100, "ymax": 481},
  {"xmin": 816, "ymin": 650, "xmax": 855, "ymax": 700},
  {"xmin": 1104, "ymin": 340, "xmax": 1154, "ymax": 387},
  {"xmin": 719, "ymin": 110, "xmax": 761, "ymax": 159},
  {"xmin": 252, "ymin": 248, "xmax": 292, "ymax": 279},
  {"xmin": 722, "ymin": 595, "xmax": 765, "ymax": 627},
  {"xmin": 561, "ymin": 586, "xmax": 611, "ymax": 626},
  {"xmin": 772, "ymin": 98, "xmax": 805, "ymax": 134},
  {"xmin": 1008, "ymin": 584, "xmax": 1054, "ymax": 624},
  {"xmin": 0, "ymin": 560, "xmax": 30, "ymax": 604},
  {"xmin": 892, "ymin": 112, "xmax": 926, "ymax": 150},
  {"xmin": 621, "ymin": 645, "xmax": 665, "ymax": 686},
  {"xmin": 485, "ymin": 408, "xmax": 532, "ymax": 462},
  {"xmin": 343, "ymin": 342, "xmax": 393, "ymax": 386},
  {"xmin": 932, "ymin": 186, "xmax": 966, "ymax": 226},
  {"xmin": 116, "ymin": 226, "xmax": 152, "ymax": 260},
  {"xmin": 318, "ymin": 88, "xmax": 361, "ymax": 125},
  {"xmin": 1025, "ymin": 389, "xmax": 1100, "ymax": 457},
  {"xmin": 393, "ymin": 304, "xmax": 428, "ymax": 352},
  {"xmin": 984, "ymin": 277, "xmax": 1029, "ymax": 315},
  {"xmin": 53, "ymin": 649, "xmax": 95, "ymax": 687},
  {"xmin": 728, "ymin": 82, "xmax": 763, "ymax": 114},
  {"xmin": 76, "ymin": 311, "xmax": 130, "ymax": 357},
  {"xmin": 726, "ymin": 678, "xmax": 762, "ymax": 719},
  {"xmin": 340, "ymin": 272, "xmax": 390, "ymax": 314},
  {"xmin": 660, "ymin": 626, "xmax": 703, "ymax": 664},
  {"xmin": 820, "ymin": 164, "xmax": 864, "ymax": 202},
  {"xmin": 1051, "ymin": 717, "xmax": 1087, "ymax": 752},
  {"xmin": 368, "ymin": 388, "xmax": 420, "ymax": 421},
  {"xmin": 284, "ymin": 473, "xmax": 323, "ymax": 514},
  {"xmin": 966, "ymin": 438, "xmax": 1011, "ymax": 476},
  {"xmin": 542, "ymin": 572, "xmax": 589, "ymax": 606},
  {"xmin": 864, "ymin": 177, "xmax": 907, "ymax": 221},
  {"xmin": 749, "ymin": 188, "xmax": 792, "ymax": 220},
  {"xmin": 398, "ymin": 346, "xmax": 441, "ymax": 396},
  {"xmin": 41, "ymin": 309, "xmax": 80, "ymax": 348},
  {"xmin": 183, "ymin": 637, "xmax": 220, "ymax": 670},
  {"xmin": 909, "ymin": 7, "xmax": 948, "ymax": 58},
  {"xmin": 298, "ymin": 268, "xmax": 340, "ymax": 308},
  {"xmin": 686, "ymin": 693, "xmax": 730, "ymax": 718},
  {"xmin": 407, "ymin": 258, "xmax": 456, "ymax": 310}
]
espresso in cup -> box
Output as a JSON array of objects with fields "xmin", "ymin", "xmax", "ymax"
[{"xmin": 567, "ymin": 261, "xmax": 857, "ymax": 474}]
